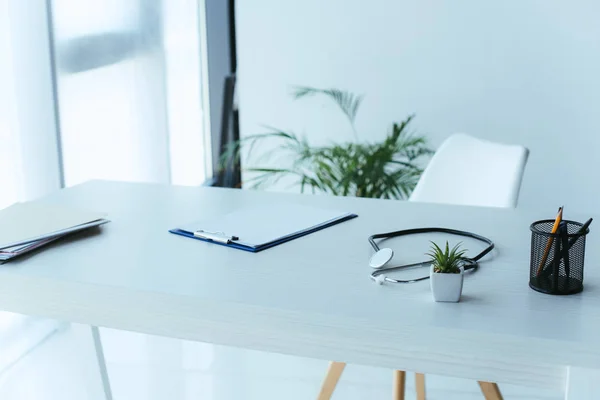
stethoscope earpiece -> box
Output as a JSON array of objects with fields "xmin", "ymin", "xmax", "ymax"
[{"xmin": 369, "ymin": 248, "xmax": 394, "ymax": 269}]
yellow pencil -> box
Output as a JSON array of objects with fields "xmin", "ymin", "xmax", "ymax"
[{"xmin": 536, "ymin": 207, "xmax": 563, "ymax": 276}]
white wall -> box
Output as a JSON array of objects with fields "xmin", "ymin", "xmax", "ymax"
[{"xmin": 236, "ymin": 0, "xmax": 600, "ymax": 212}]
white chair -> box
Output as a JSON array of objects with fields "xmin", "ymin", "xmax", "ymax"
[
  {"xmin": 410, "ymin": 133, "xmax": 529, "ymax": 208},
  {"xmin": 318, "ymin": 133, "xmax": 529, "ymax": 400}
]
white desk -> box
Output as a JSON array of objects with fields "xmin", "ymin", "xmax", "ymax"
[{"xmin": 0, "ymin": 181, "xmax": 599, "ymax": 399}]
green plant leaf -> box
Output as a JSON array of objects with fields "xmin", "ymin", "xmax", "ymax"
[
  {"xmin": 229, "ymin": 88, "xmax": 432, "ymax": 199},
  {"xmin": 427, "ymin": 241, "xmax": 467, "ymax": 273},
  {"xmin": 292, "ymin": 86, "xmax": 363, "ymax": 127}
]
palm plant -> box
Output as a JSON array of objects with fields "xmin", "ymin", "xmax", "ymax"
[
  {"xmin": 427, "ymin": 241, "xmax": 467, "ymax": 274},
  {"xmin": 222, "ymin": 86, "xmax": 432, "ymax": 199}
]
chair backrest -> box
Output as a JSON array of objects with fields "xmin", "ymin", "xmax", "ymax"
[{"xmin": 409, "ymin": 133, "xmax": 529, "ymax": 208}]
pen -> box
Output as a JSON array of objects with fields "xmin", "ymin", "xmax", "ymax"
[
  {"xmin": 541, "ymin": 218, "xmax": 592, "ymax": 278},
  {"xmin": 559, "ymin": 222, "xmax": 571, "ymax": 281},
  {"xmin": 193, "ymin": 230, "xmax": 239, "ymax": 244},
  {"xmin": 536, "ymin": 207, "xmax": 563, "ymax": 276},
  {"xmin": 552, "ymin": 223, "xmax": 561, "ymax": 292}
]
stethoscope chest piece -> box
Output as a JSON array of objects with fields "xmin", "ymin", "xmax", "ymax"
[{"xmin": 369, "ymin": 248, "xmax": 394, "ymax": 269}]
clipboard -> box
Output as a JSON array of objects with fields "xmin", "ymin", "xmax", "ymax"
[{"xmin": 169, "ymin": 203, "xmax": 358, "ymax": 252}]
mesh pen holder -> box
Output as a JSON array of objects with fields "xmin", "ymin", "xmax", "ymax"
[{"xmin": 529, "ymin": 220, "xmax": 588, "ymax": 295}]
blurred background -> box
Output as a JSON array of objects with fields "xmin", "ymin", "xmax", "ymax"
[{"xmin": 236, "ymin": 0, "xmax": 600, "ymax": 210}]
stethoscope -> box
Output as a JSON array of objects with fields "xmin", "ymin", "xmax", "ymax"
[{"xmin": 368, "ymin": 227, "xmax": 495, "ymax": 284}]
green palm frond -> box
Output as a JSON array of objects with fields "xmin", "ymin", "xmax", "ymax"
[
  {"xmin": 292, "ymin": 86, "xmax": 363, "ymax": 127},
  {"xmin": 221, "ymin": 86, "xmax": 432, "ymax": 200}
]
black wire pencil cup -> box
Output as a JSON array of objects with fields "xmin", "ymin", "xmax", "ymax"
[{"xmin": 529, "ymin": 218, "xmax": 591, "ymax": 295}]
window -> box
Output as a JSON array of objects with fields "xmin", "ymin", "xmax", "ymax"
[
  {"xmin": 1, "ymin": 0, "xmax": 218, "ymax": 374},
  {"xmin": 0, "ymin": 0, "xmax": 212, "ymax": 212},
  {"xmin": 51, "ymin": 0, "xmax": 210, "ymax": 187},
  {"xmin": 0, "ymin": 1, "xmax": 20, "ymax": 210}
]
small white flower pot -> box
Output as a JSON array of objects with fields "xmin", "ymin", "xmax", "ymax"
[{"xmin": 430, "ymin": 265, "xmax": 464, "ymax": 302}]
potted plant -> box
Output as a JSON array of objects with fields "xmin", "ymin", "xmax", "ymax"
[
  {"xmin": 221, "ymin": 86, "xmax": 432, "ymax": 199},
  {"xmin": 427, "ymin": 241, "xmax": 467, "ymax": 302}
]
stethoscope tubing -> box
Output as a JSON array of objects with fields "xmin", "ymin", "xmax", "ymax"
[{"xmin": 369, "ymin": 227, "xmax": 494, "ymax": 284}]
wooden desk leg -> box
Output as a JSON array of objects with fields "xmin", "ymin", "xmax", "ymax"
[
  {"xmin": 317, "ymin": 362, "xmax": 346, "ymax": 400},
  {"xmin": 393, "ymin": 370, "xmax": 406, "ymax": 400},
  {"xmin": 478, "ymin": 381, "xmax": 503, "ymax": 400},
  {"xmin": 415, "ymin": 373, "xmax": 426, "ymax": 400}
]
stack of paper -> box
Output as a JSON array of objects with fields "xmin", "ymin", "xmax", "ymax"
[{"xmin": 0, "ymin": 203, "xmax": 109, "ymax": 263}]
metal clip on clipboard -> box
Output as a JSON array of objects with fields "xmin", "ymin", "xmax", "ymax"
[{"xmin": 193, "ymin": 230, "xmax": 239, "ymax": 244}]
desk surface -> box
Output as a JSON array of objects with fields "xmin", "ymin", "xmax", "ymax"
[{"xmin": 0, "ymin": 181, "xmax": 598, "ymax": 388}]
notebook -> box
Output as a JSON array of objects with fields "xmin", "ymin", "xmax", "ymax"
[
  {"xmin": 0, "ymin": 202, "xmax": 109, "ymax": 250},
  {"xmin": 169, "ymin": 203, "xmax": 358, "ymax": 252}
]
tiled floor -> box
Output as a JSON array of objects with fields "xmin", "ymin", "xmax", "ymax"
[{"xmin": 0, "ymin": 322, "xmax": 563, "ymax": 400}]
